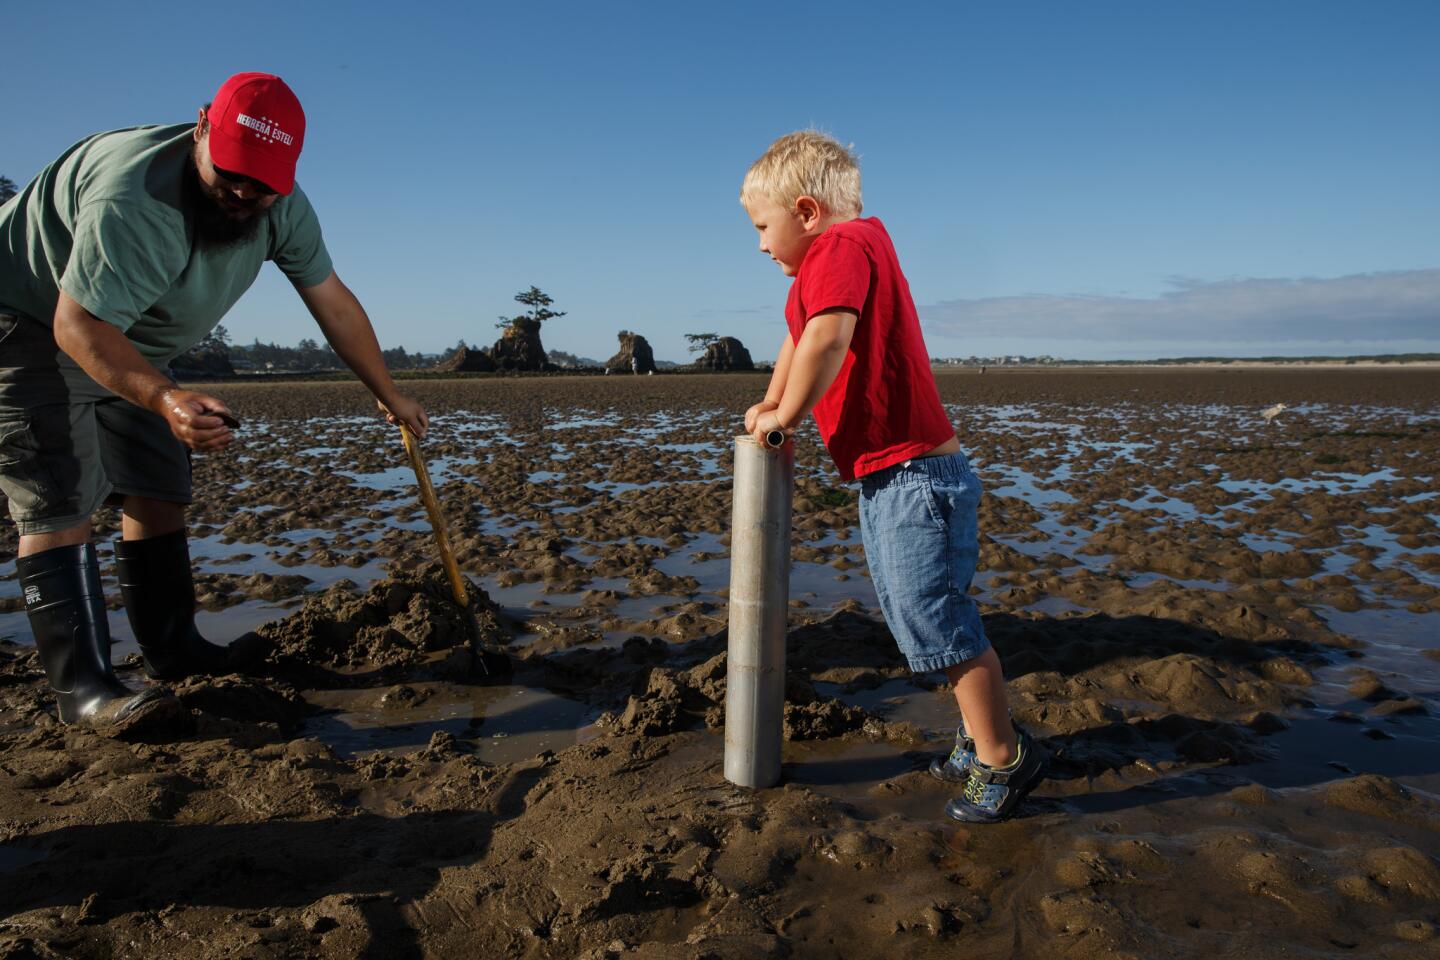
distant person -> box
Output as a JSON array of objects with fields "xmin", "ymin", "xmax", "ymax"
[
  {"xmin": 739, "ymin": 131, "xmax": 1044, "ymax": 822},
  {"xmin": 0, "ymin": 73, "xmax": 428, "ymax": 726},
  {"xmin": 631, "ymin": 355, "xmax": 639, "ymax": 375}
]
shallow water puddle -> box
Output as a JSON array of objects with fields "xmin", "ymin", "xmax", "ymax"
[
  {"xmin": 0, "ymin": 841, "xmax": 48, "ymax": 874},
  {"xmin": 304, "ymin": 682, "xmax": 600, "ymax": 762},
  {"xmin": 191, "ymin": 532, "xmax": 390, "ymax": 588},
  {"xmin": 1225, "ymin": 713, "xmax": 1440, "ymax": 797}
]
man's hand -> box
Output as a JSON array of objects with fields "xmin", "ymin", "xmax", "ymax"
[
  {"xmin": 744, "ymin": 400, "xmax": 779, "ymax": 434},
  {"xmin": 379, "ymin": 394, "xmax": 429, "ymax": 439},
  {"xmin": 155, "ymin": 388, "xmax": 236, "ymax": 451},
  {"xmin": 751, "ymin": 408, "xmax": 792, "ymax": 447}
]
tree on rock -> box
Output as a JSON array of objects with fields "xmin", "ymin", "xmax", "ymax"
[
  {"xmin": 693, "ymin": 336, "xmax": 754, "ymax": 371},
  {"xmin": 685, "ymin": 332, "xmax": 719, "ymax": 354},
  {"xmin": 605, "ymin": 330, "xmax": 657, "ymax": 374},
  {"xmin": 490, "ymin": 286, "xmax": 562, "ymax": 371},
  {"xmin": 497, "ymin": 286, "xmax": 566, "ymax": 330}
]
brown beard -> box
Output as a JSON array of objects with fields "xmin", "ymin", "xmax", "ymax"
[{"xmin": 186, "ymin": 145, "xmax": 266, "ymax": 250}]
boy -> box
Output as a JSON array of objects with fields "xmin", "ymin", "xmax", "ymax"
[{"xmin": 739, "ymin": 131, "xmax": 1043, "ymax": 822}]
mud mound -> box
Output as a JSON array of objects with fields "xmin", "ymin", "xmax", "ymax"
[
  {"xmin": 569, "ymin": 621, "xmax": 932, "ymax": 751},
  {"xmin": 228, "ymin": 567, "xmax": 509, "ymax": 686},
  {"xmin": 173, "ymin": 674, "xmax": 310, "ymax": 734}
]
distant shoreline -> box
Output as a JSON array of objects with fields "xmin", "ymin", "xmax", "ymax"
[
  {"xmin": 174, "ymin": 359, "xmax": 1440, "ymax": 384},
  {"xmin": 938, "ymin": 360, "xmax": 1440, "ymax": 371}
]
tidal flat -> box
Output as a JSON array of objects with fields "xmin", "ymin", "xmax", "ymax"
[{"xmin": 0, "ymin": 367, "xmax": 1436, "ymax": 958}]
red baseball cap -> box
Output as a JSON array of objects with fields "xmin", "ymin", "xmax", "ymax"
[{"xmin": 206, "ymin": 72, "xmax": 306, "ymax": 196}]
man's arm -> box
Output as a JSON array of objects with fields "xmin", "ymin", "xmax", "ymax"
[
  {"xmin": 53, "ymin": 291, "xmax": 235, "ymax": 451},
  {"xmin": 294, "ymin": 271, "xmax": 428, "ymax": 438},
  {"xmin": 751, "ymin": 309, "xmax": 857, "ymax": 444}
]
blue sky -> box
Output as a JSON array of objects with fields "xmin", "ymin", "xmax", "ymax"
[{"xmin": 5, "ymin": 1, "xmax": 1438, "ymax": 361}]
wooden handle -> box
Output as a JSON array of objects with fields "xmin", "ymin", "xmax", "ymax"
[{"xmin": 400, "ymin": 423, "xmax": 469, "ymax": 608}]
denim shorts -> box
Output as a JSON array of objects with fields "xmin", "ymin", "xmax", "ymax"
[
  {"xmin": 858, "ymin": 451, "xmax": 989, "ymax": 673},
  {"xmin": 0, "ymin": 310, "xmax": 192, "ymax": 535}
]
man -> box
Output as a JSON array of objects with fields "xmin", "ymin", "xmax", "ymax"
[{"xmin": 0, "ymin": 73, "xmax": 428, "ymax": 725}]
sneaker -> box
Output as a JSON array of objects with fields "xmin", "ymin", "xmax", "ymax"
[
  {"xmin": 928, "ymin": 723, "xmax": 976, "ymax": 783},
  {"xmin": 945, "ymin": 730, "xmax": 1045, "ymax": 823}
]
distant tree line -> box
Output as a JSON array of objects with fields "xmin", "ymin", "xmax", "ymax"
[
  {"xmin": 179, "ymin": 325, "xmax": 440, "ymax": 372},
  {"xmin": 168, "ymin": 285, "xmax": 760, "ymax": 375},
  {"xmin": 172, "ymin": 284, "xmax": 570, "ymax": 374}
]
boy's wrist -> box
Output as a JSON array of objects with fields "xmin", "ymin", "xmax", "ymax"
[{"xmin": 771, "ymin": 406, "xmax": 800, "ymax": 431}]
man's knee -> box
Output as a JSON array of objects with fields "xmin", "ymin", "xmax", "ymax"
[
  {"xmin": 121, "ymin": 496, "xmax": 186, "ymax": 539},
  {"xmin": 18, "ymin": 521, "xmax": 92, "ymax": 557}
]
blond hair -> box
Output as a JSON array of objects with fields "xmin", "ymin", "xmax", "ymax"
[{"xmin": 741, "ymin": 130, "xmax": 862, "ymax": 218}]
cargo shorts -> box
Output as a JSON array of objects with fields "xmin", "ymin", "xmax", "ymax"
[{"xmin": 0, "ymin": 309, "xmax": 192, "ymax": 535}]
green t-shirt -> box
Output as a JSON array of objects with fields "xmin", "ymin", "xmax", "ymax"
[{"xmin": 0, "ymin": 123, "xmax": 333, "ymax": 365}]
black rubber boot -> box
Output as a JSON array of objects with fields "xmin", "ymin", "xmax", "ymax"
[
  {"xmin": 18, "ymin": 543, "xmax": 174, "ymax": 724},
  {"xmin": 113, "ymin": 529, "xmax": 230, "ymax": 681}
]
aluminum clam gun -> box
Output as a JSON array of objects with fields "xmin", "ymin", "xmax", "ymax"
[
  {"xmin": 724, "ymin": 432, "xmax": 794, "ymax": 788},
  {"xmin": 398, "ymin": 422, "xmax": 469, "ymax": 608}
]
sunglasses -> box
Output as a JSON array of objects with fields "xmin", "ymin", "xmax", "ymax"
[{"xmin": 211, "ymin": 164, "xmax": 279, "ymax": 196}]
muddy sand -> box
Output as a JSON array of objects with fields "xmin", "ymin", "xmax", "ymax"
[{"xmin": 0, "ymin": 368, "xmax": 1437, "ymax": 959}]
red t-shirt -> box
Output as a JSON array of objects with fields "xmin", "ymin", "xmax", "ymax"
[{"xmin": 785, "ymin": 217, "xmax": 955, "ymax": 482}]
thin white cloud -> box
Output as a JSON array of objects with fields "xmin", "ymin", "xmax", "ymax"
[
  {"xmin": 920, "ymin": 268, "xmax": 1440, "ymax": 342},
  {"xmin": 690, "ymin": 305, "xmax": 776, "ymax": 317}
]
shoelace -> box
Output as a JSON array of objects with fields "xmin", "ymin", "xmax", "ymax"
[{"xmin": 964, "ymin": 742, "xmax": 1025, "ymax": 809}]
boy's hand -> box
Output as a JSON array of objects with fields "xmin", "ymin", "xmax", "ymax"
[
  {"xmin": 745, "ymin": 400, "xmax": 779, "ymax": 434},
  {"xmin": 744, "ymin": 400, "xmax": 779, "ymax": 434},
  {"xmin": 751, "ymin": 409, "xmax": 792, "ymax": 447}
]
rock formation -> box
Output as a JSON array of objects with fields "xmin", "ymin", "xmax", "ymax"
[
  {"xmin": 436, "ymin": 345, "xmax": 497, "ymax": 373},
  {"xmin": 489, "ymin": 318, "xmax": 550, "ymax": 372},
  {"xmin": 604, "ymin": 331, "xmax": 657, "ymax": 374},
  {"xmin": 694, "ymin": 336, "xmax": 754, "ymax": 371}
]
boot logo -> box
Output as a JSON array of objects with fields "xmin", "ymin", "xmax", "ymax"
[{"xmin": 24, "ymin": 585, "xmax": 40, "ymax": 606}]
